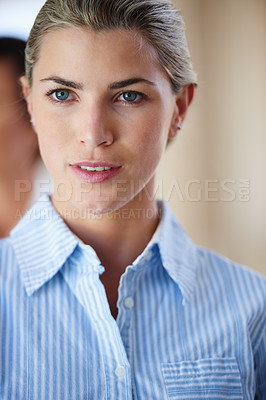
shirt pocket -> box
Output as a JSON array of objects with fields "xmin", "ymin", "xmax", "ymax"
[{"xmin": 161, "ymin": 357, "xmax": 244, "ymax": 400}]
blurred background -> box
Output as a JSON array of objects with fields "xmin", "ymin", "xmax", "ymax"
[
  {"xmin": 159, "ymin": 0, "xmax": 266, "ymax": 276},
  {"xmin": 0, "ymin": 0, "xmax": 265, "ymax": 275}
]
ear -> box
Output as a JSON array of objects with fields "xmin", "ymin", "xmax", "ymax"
[
  {"xmin": 20, "ymin": 76, "xmax": 34, "ymax": 121},
  {"xmin": 168, "ymin": 83, "xmax": 195, "ymax": 139}
]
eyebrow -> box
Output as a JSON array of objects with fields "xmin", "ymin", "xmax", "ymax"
[
  {"xmin": 40, "ymin": 76, "xmax": 83, "ymax": 90},
  {"xmin": 109, "ymin": 78, "xmax": 155, "ymax": 89},
  {"xmin": 40, "ymin": 76, "xmax": 155, "ymax": 90}
]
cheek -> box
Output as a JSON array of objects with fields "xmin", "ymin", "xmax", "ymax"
[
  {"xmin": 130, "ymin": 111, "xmax": 168, "ymax": 160},
  {"xmin": 125, "ymin": 113, "xmax": 167, "ymax": 187},
  {"xmin": 34, "ymin": 106, "xmax": 71, "ymax": 151},
  {"xmin": 34, "ymin": 118, "xmax": 67, "ymax": 177}
]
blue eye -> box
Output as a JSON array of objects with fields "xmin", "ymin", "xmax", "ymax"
[
  {"xmin": 47, "ymin": 88, "xmax": 77, "ymax": 104},
  {"xmin": 54, "ymin": 89, "xmax": 70, "ymax": 101},
  {"xmin": 117, "ymin": 91, "xmax": 146, "ymax": 104},
  {"xmin": 122, "ymin": 92, "xmax": 138, "ymax": 102}
]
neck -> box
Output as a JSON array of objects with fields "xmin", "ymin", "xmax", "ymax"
[{"xmin": 52, "ymin": 178, "xmax": 160, "ymax": 274}]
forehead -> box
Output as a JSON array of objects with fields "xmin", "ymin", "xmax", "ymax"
[{"xmin": 33, "ymin": 27, "xmax": 168, "ymax": 85}]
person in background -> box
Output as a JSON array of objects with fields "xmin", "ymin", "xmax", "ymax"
[{"xmin": 0, "ymin": 37, "xmax": 45, "ymax": 237}]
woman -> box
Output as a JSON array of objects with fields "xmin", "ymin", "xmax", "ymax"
[{"xmin": 1, "ymin": 0, "xmax": 265, "ymax": 398}]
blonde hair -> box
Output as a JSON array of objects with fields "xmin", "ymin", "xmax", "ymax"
[{"xmin": 25, "ymin": 0, "xmax": 197, "ymax": 92}]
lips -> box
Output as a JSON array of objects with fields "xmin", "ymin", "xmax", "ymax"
[{"xmin": 70, "ymin": 161, "xmax": 122, "ymax": 184}]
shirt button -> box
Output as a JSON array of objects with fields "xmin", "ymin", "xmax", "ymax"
[
  {"xmin": 146, "ymin": 249, "xmax": 153, "ymax": 261},
  {"xmin": 115, "ymin": 366, "xmax": 126, "ymax": 378},
  {"xmin": 124, "ymin": 297, "xmax": 134, "ymax": 309}
]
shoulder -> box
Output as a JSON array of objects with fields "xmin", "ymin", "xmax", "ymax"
[
  {"xmin": 159, "ymin": 201, "xmax": 265, "ymax": 312},
  {"xmin": 196, "ymin": 245, "xmax": 266, "ymax": 320},
  {"xmin": 161, "ymin": 201, "xmax": 265, "ymax": 295},
  {"xmin": 197, "ymin": 245, "xmax": 265, "ymax": 288}
]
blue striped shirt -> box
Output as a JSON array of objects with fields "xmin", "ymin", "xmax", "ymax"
[{"xmin": 0, "ymin": 195, "xmax": 265, "ymax": 399}]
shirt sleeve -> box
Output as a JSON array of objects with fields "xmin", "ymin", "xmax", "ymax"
[{"xmin": 254, "ymin": 326, "xmax": 266, "ymax": 399}]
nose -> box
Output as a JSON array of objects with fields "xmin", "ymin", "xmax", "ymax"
[{"xmin": 77, "ymin": 102, "xmax": 114, "ymax": 147}]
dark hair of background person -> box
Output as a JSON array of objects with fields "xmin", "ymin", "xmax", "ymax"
[
  {"xmin": 0, "ymin": 37, "xmax": 27, "ymax": 110},
  {"xmin": 0, "ymin": 37, "xmax": 26, "ymax": 77}
]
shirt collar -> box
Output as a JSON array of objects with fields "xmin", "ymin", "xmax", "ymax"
[
  {"xmin": 151, "ymin": 200, "xmax": 198, "ymax": 305},
  {"xmin": 11, "ymin": 196, "xmax": 198, "ymax": 303},
  {"xmin": 10, "ymin": 195, "xmax": 80, "ymax": 296}
]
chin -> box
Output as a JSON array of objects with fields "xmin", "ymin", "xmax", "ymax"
[{"xmin": 69, "ymin": 197, "xmax": 129, "ymax": 217}]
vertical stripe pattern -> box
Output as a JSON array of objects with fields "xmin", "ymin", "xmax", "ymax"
[{"xmin": 0, "ymin": 195, "xmax": 265, "ymax": 399}]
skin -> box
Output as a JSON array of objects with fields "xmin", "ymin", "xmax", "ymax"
[
  {"xmin": 0, "ymin": 59, "xmax": 38, "ymax": 237},
  {"xmin": 0, "ymin": 59, "xmax": 37, "ymax": 174},
  {"xmin": 21, "ymin": 28, "xmax": 194, "ymax": 318}
]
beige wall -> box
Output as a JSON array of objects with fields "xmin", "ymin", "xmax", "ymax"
[{"xmin": 157, "ymin": 0, "xmax": 266, "ymax": 276}]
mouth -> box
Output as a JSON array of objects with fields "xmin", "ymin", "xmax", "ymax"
[
  {"xmin": 70, "ymin": 161, "xmax": 122, "ymax": 183},
  {"xmin": 79, "ymin": 166, "xmax": 114, "ymax": 172}
]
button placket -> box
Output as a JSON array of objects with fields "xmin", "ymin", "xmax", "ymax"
[{"xmin": 116, "ymin": 267, "xmax": 136, "ymax": 364}]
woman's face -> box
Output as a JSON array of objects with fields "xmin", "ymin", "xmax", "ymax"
[{"xmin": 23, "ymin": 28, "xmax": 186, "ymax": 214}]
